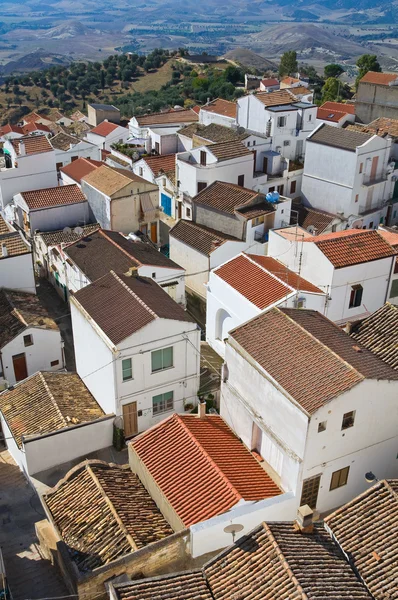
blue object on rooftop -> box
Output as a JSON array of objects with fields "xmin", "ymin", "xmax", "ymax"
[{"xmin": 266, "ymin": 191, "xmax": 280, "ymax": 203}]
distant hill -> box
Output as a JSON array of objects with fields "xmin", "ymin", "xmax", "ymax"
[
  {"xmin": 42, "ymin": 20, "xmax": 93, "ymax": 40},
  {"xmin": 0, "ymin": 49, "xmax": 70, "ymax": 75},
  {"xmin": 223, "ymin": 48, "xmax": 277, "ymax": 73}
]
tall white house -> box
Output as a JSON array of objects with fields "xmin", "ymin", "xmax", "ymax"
[
  {"xmin": 70, "ymin": 270, "xmax": 200, "ymax": 437},
  {"xmin": 221, "ymin": 307, "xmax": 398, "ymax": 515},
  {"xmin": 301, "ymin": 124, "xmax": 398, "ymax": 228}
]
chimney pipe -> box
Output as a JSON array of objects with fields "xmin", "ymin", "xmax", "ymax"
[
  {"xmin": 18, "ymin": 141, "xmax": 25, "ymax": 156},
  {"xmin": 2, "ymin": 243, "xmax": 8, "ymax": 258},
  {"xmin": 125, "ymin": 266, "xmax": 138, "ymax": 277},
  {"xmin": 295, "ymin": 505, "xmax": 314, "ymax": 533},
  {"xmin": 198, "ymin": 398, "xmax": 206, "ymax": 419}
]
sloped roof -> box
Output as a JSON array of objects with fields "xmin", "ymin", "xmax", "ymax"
[
  {"xmin": 200, "ymin": 98, "xmax": 237, "ymax": 119},
  {"xmin": 0, "ymin": 124, "xmax": 24, "ymax": 136},
  {"xmin": 305, "ymin": 229, "xmax": 396, "ymax": 268},
  {"xmin": 89, "ymin": 103, "xmax": 119, "ymax": 111},
  {"xmin": 143, "ymin": 154, "xmax": 176, "ymax": 179},
  {"xmin": 321, "ymin": 101, "xmax": 355, "ymax": 115},
  {"xmin": 229, "ymin": 307, "xmax": 398, "ymax": 414},
  {"xmin": 11, "ymin": 135, "xmax": 53, "ymax": 155},
  {"xmin": 194, "ymin": 123, "xmax": 248, "ymax": 144},
  {"xmin": 135, "ymin": 109, "xmax": 198, "ymax": 127},
  {"xmin": 113, "ymin": 572, "xmax": 212, "ymax": 600},
  {"xmin": 0, "ymin": 214, "xmax": 12, "ymax": 235},
  {"xmin": 207, "ymin": 140, "xmax": 252, "ymax": 162},
  {"xmin": 82, "ymin": 164, "xmax": 147, "ymax": 196},
  {"xmin": 377, "ymin": 225, "xmax": 398, "ymax": 248},
  {"xmin": 21, "ymin": 184, "xmax": 86, "ymax": 210},
  {"xmin": 292, "ymin": 202, "xmax": 337, "ymax": 234},
  {"xmin": 247, "ymin": 254, "xmax": 323, "ymax": 294},
  {"xmin": 362, "ymin": 116, "xmax": 398, "ymax": 139},
  {"xmin": 325, "ymin": 479, "xmax": 398, "ymax": 600},
  {"xmin": 360, "ymin": 71, "xmax": 398, "ymax": 86},
  {"xmin": 131, "ymin": 413, "xmax": 281, "ymax": 527},
  {"xmin": 350, "ymin": 303, "xmax": 398, "ymax": 369},
  {"xmin": 0, "ymin": 231, "xmax": 31, "ymax": 258},
  {"xmin": 22, "ymin": 122, "xmax": 51, "ymax": 134},
  {"xmin": 73, "ymin": 271, "xmax": 194, "ymax": 345},
  {"xmin": 60, "ymin": 157, "xmax": 102, "ymax": 183},
  {"xmin": 90, "ymin": 121, "xmax": 121, "ymax": 137},
  {"xmin": 0, "ymin": 289, "xmax": 58, "ymax": 348},
  {"xmin": 317, "ymin": 107, "xmax": 348, "ymax": 123},
  {"xmin": 255, "ymin": 90, "xmax": 297, "ymax": 107},
  {"xmin": 308, "ymin": 123, "xmax": 374, "ymax": 151},
  {"xmin": 0, "ymin": 372, "xmax": 104, "ymax": 448},
  {"xmin": 169, "ymin": 220, "xmax": 239, "ymax": 256},
  {"xmin": 50, "ymin": 132, "xmax": 82, "ymax": 150},
  {"xmin": 44, "ymin": 460, "xmax": 173, "ymax": 572},
  {"xmin": 261, "ymin": 78, "xmax": 279, "ymax": 86},
  {"xmin": 193, "ymin": 180, "xmax": 259, "ymax": 214},
  {"xmin": 37, "ymin": 223, "xmax": 100, "ymax": 247}
]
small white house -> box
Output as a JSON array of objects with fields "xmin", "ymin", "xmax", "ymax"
[
  {"xmin": 206, "ymin": 252, "xmax": 326, "ymax": 357},
  {"xmin": 221, "ymin": 306, "xmax": 398, "ymax": 516},
  {"xmin": 70, "ymin": 270, "xmax": 201, "ymax": 437},
  {"xmin": 316, "ymin": 102, "xmax": 356, "ymax": 129},
  {"xmin": 133, "ymin": 154, "xmax": 179, "ymax": 222},
  {"xmin": 0, "ymin": 135, "xmax": 57, "ymax": 209},
  {"xmin": 268, "ymin": 227, "xmax": 397, "ymax": 325},
  {"xmin": 0, "ymin": 371, "xmax": 114, "ymax": 478},
  {"xmin": 0, "ymin": 124, "xmax": 24, "ymax": 142},
  {"xmin": 12, "ymin": 184, "xmax": 90, "ymax": 238},
  {"xmin": 50, "ymin": 132, "xmax": 101, "ymax": 170},
  {"xmin": 128, "ymin": 109, "xmax": 198, "ymax": 140},
  {"xmin": 59, "ymin": 157, "xmax": 102, "ymax": 187},
  {"xmin": 199, "ymin": 99, "xmax": 237, "ymax": 128},
  {"xmin": 0, "ymin": 215, "xmax": 36, "ymax": 293},
  {"xmin": 85, "ymin": 121, "xmax": 130, "ymax": 151},
  {"xmin": 0, "ymin": 289, "xmax": 64, "ymax": 385}
]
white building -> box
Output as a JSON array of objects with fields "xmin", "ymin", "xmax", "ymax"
[
  {"xmin": 50, "ymin": 132, "xmax": 101, "ymax": 170},
  {"xmin": 316, "ymin": 101, "xmax": 356, "ymax": 128},
  {"xmin": 0, "ymin": 135, "xmax": 57, "ymax": 209},
  {"xmin": 129, "ymin": 109, "xmax": 199, "ymax": 141},
  {"xmin": 199, "ymin": 99, "xmax": 237, "ymax": 128},
  {"xmin": 221, "ymin": 306, "xmax": 398, "ymax": 516},
  {"xmin": 0, "ymin": 289, "xmax": 64, "ymax": 385},
  {"xmin": 0, "ymin": 124, "xmax": 24, "ymax": 142},
  {"xmin": 206, "ymin": 252, "xmax": 326, "ymax": 357},
  {"xmin": 11, "ymin": 184, "xmax": 90, "ymax": 238},
  {"xmin": 0, "ymin": 215, "xmax": 36, "ymax": 293},
  {"xmin": 268, "ymin": 227, "xmax": 397, "ymax": 325},
  {"xmin": 301, "ymin": 124, "xmax": 398, "ymax": 228},
  {"xmin": 70, "ymin": 270, "xmax": 201, "ymax": 437},
  {"xmin": 0, "ymin": 371, "xmax": 113, "ymax": 478},
  {"xmin": 259, "ymin": 78, "xmax": 280, "ymax": 92},
  {"xmin": 85, "ymin": 121, "xmax": 130, "ymax": 151},
  {"xmin": 236, "ymin": 90, "xmax": 317, "ymax": 161}
]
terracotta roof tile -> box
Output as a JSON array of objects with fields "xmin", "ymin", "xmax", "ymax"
[
  {"xmin": 362, "ymin": 116, "xmax": 398, "ymax": 139},
  {"xmin": 60, "ymin": 157, "xmax": 102, "ymax": 183},
  {"xmin": 0, "ymin": 124, "xmax": 24, "ymax": 136},
  {"xmin": 0, "ymin": 372, "xmax": 104, "ymax": 447},
  {"xmin": 229, "ymin": 307, "xmax": 398, "ymax": 414},
  {"xmin": 50, "ymin": 132, "xmax": 81, "ymax": 150},
  {"xmin": 82, "ymin": 164, "xmax": 150, "ymax": 196},
  {"xmin": 169, "ymin": 220, "xmax": 239, "ymax": 256},
  {"xmin": 350, "ymin": 303, "xmax": 398, "ymax": 369},
  {"xmin": 21, "ymin": 184, "xmax": 86, "ymax": 210},
  {"xmin": 377, "ymin": 225, "xmax": 398, "ymax": 248},
  {"xmin": 247, "ymin": 254, "xmax": 323, "ymax": 293},
  {"xmin": 22, "ymin": 122, "xmax": 51, "ymax": 134},
  {"xmin": 90, "ymin": 121, "xmax": 121, "ymax": 136},
  {"xmin": 317, "ymin": 107, "xmax": 348, "ymax": 123},
  {"xmin": 37, "ymin": 223, "xmax": 100, "ymax": 246},
  {"xmin": 321, "ymin": 101, "xmax": 355, "ymax": 115},
  {"xmin": 200, "ymin": 99, "xmax": 237, "ymax": 119},
  {"xmin": 136, "ymin": 109, "xmax": 198, "ymax": 127},
  {"xmin": 292, "ymin": 201, "xmax": 337, "ymax": 234},
  {"xmin": 113, "ymin": 572, "xmax": 212, "ymax": 600},
  {"xmin": 194, "ymin": 180, "xmax": 259, "ymax": 213},
  {"xmin": 255, "ymin": 89, "xmax": 297, "ymax": 107},
  {"xmin": 325, "ymin": 479, "xmax": 398, "ymax": 599},
  {"xmin": 0, "ymin": 231, "xmax": 30, "ymax": 258},
  {"xmin": 143, "ymin": 153, "xmax": 176, "ymax": 179},
  {"xmin": 131, "ymin": 413, "xmax": 281, "ymax": 527},
  {"xmin": 360, "ymin": 71, "xmax": 398, "ymax": 86},
  {"xmin": 207, "ymin": 140, "xmax": 252, "ymax": 162},
  {"xmin": 305, "ymin": 229, "xmax": 396, "ymax": 268},
  {"xmin": 309, "ymin": 123, "xmax": 374, "ymax": 151},
  {"xmin": 73, "ymin": 271, "xmax": 194, "ymax": 345},
  {"xmin": 44, "ymin": 460, "xmax": 173, "ymax": 572},
  {"xmin": 281, "ymin": 76, "xmax": 300, "ymax": 85},
  {"xmin": 0, "ymin": 215, "xmax": 12, "ymax": 235},
  {"xmin": 11, "ymin": 135, "xmax": 53, "ymax": 155},
  {"xmin": 286, "ymin": 85, "xmax": 311, "ymax": 95},
  {"xmin": 261, "ymin": 78, "xmax": 279, "ymax": 86}
]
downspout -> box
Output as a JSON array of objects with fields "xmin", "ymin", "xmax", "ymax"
[{"xmin": 384, "ymin": 256, "xmax": 396, "ymax": 304}]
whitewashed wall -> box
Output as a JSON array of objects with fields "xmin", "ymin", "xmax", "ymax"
[
  {"xmin": 0, "ymin": 252, "xmax": 36, "ymax": 294},
  {"xmin": 0, "ymin": 151, "xmax": 57, "ymax": 208}
]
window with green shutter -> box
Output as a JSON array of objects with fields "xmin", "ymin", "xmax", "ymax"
[
  {"xmin": 151, "ymin": 347, "xmax": 173, "ymax": 372},
  {"xmin": 152, "ymin": 391, "xmax": 174, "ymax": 415},
  {"xmin": 122, "ymin": 358, "xmax": 133, "ymax": 381}
]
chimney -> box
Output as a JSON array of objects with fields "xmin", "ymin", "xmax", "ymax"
[
  {"xmin": 211, "ymin": 239, "xmax": 222, "ymax": 253},
  {"xmin": 344, "ymin": 321, "xmax": 352, "ymax": 334},
  {"xmin": 125, "ymin": 266, "xmax": 138, "ymax": 277},
  {"xmin": 295, "ymin": 505, "xmax": 314, "ymax": 533},
  {"xmin": 18, "ymin": 141, "xmax": 25, "ymax": 156},
  {"xmin": 2, "ymin": 243, "xmax": 8, "ymax": 258},
  {"xmin": 198, "ymin": 398, "xmax": 206, "ymax": 419}
]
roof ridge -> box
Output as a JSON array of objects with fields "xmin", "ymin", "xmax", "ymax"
[
  {"xmin": 262, "ymin": 522, "xmax": 309, "ymax": 600},
  {"xmin": 110, "ymin": 270, "xmax": 158, "ymax": 319},
  {"xmin": 176, "ymin": 414, "xmax": 244, "ymax": 503},
  {"xmin": 98, "ymin": 230, "xmax": 141, "ymax": 267},
  {"xmin": 243, "ymin": 254, "xmax": 296, "ymax": 293},
  {"xmin": 38, "ymin": 372, "xmax": 68, "ymax": 429}
]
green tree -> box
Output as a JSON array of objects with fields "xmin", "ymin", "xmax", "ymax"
[
  {"xmin": 100, "ymin": 70, "xmax": 105, "ymax": 89},
  {"xmin": 279, "ymin": 51, "xmax": 298, "ymax": 77},
  {"xmin": 356, "ymin": 54, "xmax": 381, "ymax": 87},
  {"xmin": 324, "ymin": 64, "xmax": 344, "ymax": 79},
  {"xmin": 321, "ymin": 77, "xmax": 340, "ymax": 102}
]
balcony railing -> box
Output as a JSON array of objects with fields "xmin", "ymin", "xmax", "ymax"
[{"xmin": 362, "ymin": 175, "xmax": 388, "ymax": 187}]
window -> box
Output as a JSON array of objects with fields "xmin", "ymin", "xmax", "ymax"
[
  {"xmin": 186, "ymin": 207, "xmax": 191, "ymax": 218},
  {"xmin": 162, "ymin": 178, "xmax": 166, "ymax": 187},
  {"xmin": 50, "ymin": 359, "xmax": 59, "ymax": 367},
  {"xmin": 139, "ymin": 167, "xmax": 143, "ymax": 176},
  {"xmin": 318, "ymin": 421, "xmax": 327, "ymax": 433},
  {"xmin": 151, "ymin": 347, "xmax": 173, "ymax": 372},
  {"xmin": 349, "ymin": 284, "xmax": 363, "ymax": 308},
  {"xmin": 200, "ymin": 151, "xmax": 207, "ymax": 166},
  {"xmin": 252, "ymin": 215, "xmax": 265, "ymax": 226},
  {"xmin": 308, "ymin": 114, "xmax": 312, "ymax": 122},
  {"xmin": 268, "ymin": 186, "xmax": 275, "ymax": 193},
  {"xmin": 355, "ymin": 194, "xmax": 359, "ymax": 203},
  {"xmin": 283, "ymin": 140, "xmax": 290, "ymax": 147},
  {"xmin": 277, "ymin": 184, "xmax": 284, "ymax": 195},
  {"xmin": 359, "ymin": 163, "xmax": 363, "ymax": 174},
  {"xmin": 197, "ymin": 182, "xmax": 207, "ymax": 193},
  {"xmin": 342, "ymin": 410, "xmax": 355, "ymax": 430},
  {"xmin": 122, "ymin": 358, "xmax": 133, "ymax": 381},
  {"xmin": 152, "ymin": 391, "xmax": 174, "ymax": 415},
  {"xmin": 23, "ymin": 334, "xmax": 33, "ymax": 347},
  {"xmin": 290, "ymin": 180, "xmax": 296, "ymax": 194},
  {"xmin": 237, "ymin": 174, "xmax": 245, "ymax": 187},
  {"xmin": 252, "ymin": 140, "xmax": 256, "ymax": 146},
  {"xmin": 277, "ymin": 116, "xmax": 286, "ymax": 128},
  {"xmin": 152, "ymin": 272, "xmax": 156, "ymax": 278},
  {"xmin": 369, "ymin": 221, "xmax": 374, "ymax": 229},
  {"xmin": 71, "ymin": 156, "xmax": 78, "ymax": 162},
  {"xmin": 330, "ymin": 466, "xmax": 350, "ymax": 491},
  {"xmin": 296, "ymin": 297, "xmax": 306, "ymax": 309},
  {"xmin": 300, "ymin": 474, "xmax": 321, "ymax": 509},
  {"xmin": 390, "ymin": 279, "xmax": 398, "ymax": 298},
  {"xmin": 379, "ymin": 216, "xmax": 384, "ymax": 224}
]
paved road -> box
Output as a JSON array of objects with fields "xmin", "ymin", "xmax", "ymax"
[{"xmin": 0, "ymin": 451, "xmax": 68, "ymax": 600}]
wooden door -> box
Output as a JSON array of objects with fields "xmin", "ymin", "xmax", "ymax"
[
  {"xmin": 122, "ymin": 401, "xmax": 138, "ymax": 438},
  {"xmin": 150, "ymin": 222, "xmax": 158, "ymax": 244},
  {"xmin": 300, "ymin": 474, "xmax": 321, "ymax": 509},
  {"xmin": 370, "ymin": 156, "xmax": 379, "ymax": 182},
  {"xmin": 263, "ymin": 157, "xmax": 268, "ymax": 174},
  {"xmin": 12, "ymin": 353, "xmax": 28, "ymax": 382},
  {"xmin": 177, "ymin": 202, "xmax": 182, "ymax": 220}
]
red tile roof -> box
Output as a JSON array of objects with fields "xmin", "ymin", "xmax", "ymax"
[
  {"xmin": 378, "ymin": 226, "xmax": 398, "ymax": 248},
  {"xmin": 321, "ymin": 101, "xmax": 355, "ymax": 115},
  {"xmin": 305, "ymin": 229, "xmax": 396, "ymax": 268},
  {"xmin": 261, "ymin": 78, "xmax": 279, "ymax": 86},
  {"xmin": 90, "ymin": 121, "xmax": 121, "ymax": 137},
  {"xmin": 200, "ymin": 99, "xmax": 237, "ymax": 119},
  {"xmin": 21, "ymin": 184, "xmax": 86, "ymax": 210},
  {"xmin": 281, "ymin": 76, "xmax": 300, "ymax": 85},
  {"xmin": 136, "ymin": 109, "xmax": 198, "ymax": 127},
  {"xmin": 143, "ymin": 154, "xmax": 176, "ymax": 178},
  {"xmin": 360, "ymin": 71, "xmax": 398, "ymax": 86},
  {"xmin": 23, "ymin": 112, "xmax": 42, "ymax": 124},
  {"xmin": 131, "ymin": 413, "xmax": 281, "ymax": 527},
  {"xmin": 194, "ymin": 181, "xmax": 259, "ymax": 214},
  {"xmin": 255, "ymin": 90, "xmax": 297, "ymax": 107},
  {"xmin": 0, "ymin": 124, "xmax": 24, "ymax": 136},
  {"xmin": 248, "ymin": 255, "xmax": 323, "ymax": 293},
  {"xmin": 60, "ymin": 158, "xmax": 103, "ymax": 183},
  {"xmin": 170, "ymin": 220, "xmax": 239, "ymax": 256},
  {"xmin": 11, "ymin": 135, "xmax": 53, "ymax": 155},
  {"xmin": 317, "ymin": 108, "xmax": 347, "ymax": 123},
  {"xmin": 22, "ymin": 122, "xmax": 51, "ymax": 134}
]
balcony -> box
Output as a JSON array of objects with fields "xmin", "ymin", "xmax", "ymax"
[
  {"xmin": 362, "ymin": 175, "xmax": 388, "ymax": 187},
  {"xmin": 254, "ymin": 230, "xmax": 269, "ymax": 243}
]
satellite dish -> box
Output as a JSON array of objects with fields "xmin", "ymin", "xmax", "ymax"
[
  {"xmin": 63, "ymin": 226, "xmax": 72, "ymax": 234},
  {"xmin": 223, "ymin": 523, "xmax": 244, "ymax": 542},
  {"xmin": 307, "ymin": 225, "xmax": 316, "ymax": 235},
  {"xmin": 74, "ymin": 226, "xmax": 84, "ymax": 236}
]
